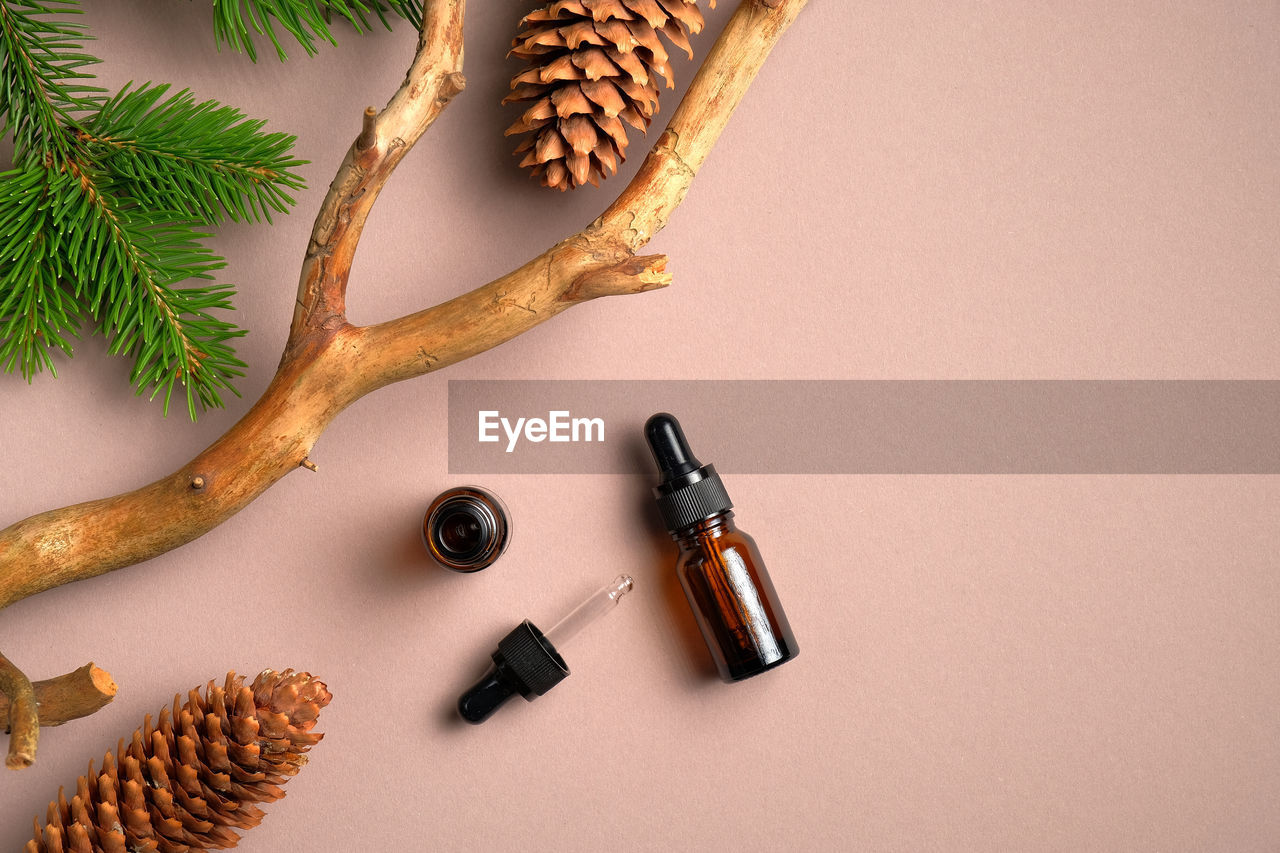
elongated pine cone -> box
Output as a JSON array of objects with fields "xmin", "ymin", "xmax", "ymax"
[
  {"xmin": 504, "ymin": 0, "xmax": 716, "ymax": 191},
  {"xmin": 25, "ymin": 670, "xmax": 331, "ymax": 853}
]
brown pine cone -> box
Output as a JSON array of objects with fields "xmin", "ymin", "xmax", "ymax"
[
  {"xmin": 25, "ymin": 669, "xmax": 331, "ymax": 853},
  {"xmin": 504, "ymin": 0, "xmax": 715, "ymax": 191}
]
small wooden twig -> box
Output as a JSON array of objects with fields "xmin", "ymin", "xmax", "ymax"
[
  {"xmin": 0, "ymin": 662, "xmax": 115, "ymax": 729},
  {"xmin": 0, "ymin": 659, "xmax": 115, "ymax": 769},
  {"xmin": 356, "ymin": 106, "xmax": 378, "ymax": 151},
  {"xmin": 0, "ymin": 0, "xmax": 809, "ymax": 766},
  {"xmin": 0, "ymin": 652, "xmax": 38, "ymax": 769}
]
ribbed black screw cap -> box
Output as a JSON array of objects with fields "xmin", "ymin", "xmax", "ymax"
[
  {"xmin": 644, "ymin": 413, "xmax": 733, "ymax": 533},
  {"xmin": 498, "ymin": 620, "xmax": 568, "ymax": 695}
]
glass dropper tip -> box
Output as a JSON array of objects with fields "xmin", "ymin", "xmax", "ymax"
[{"xmin": 544, "ymin": 574, "xmax": 635, "ymax": 652}]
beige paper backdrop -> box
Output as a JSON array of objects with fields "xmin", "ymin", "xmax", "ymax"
[{"xmin": 2, "ymin": 2, "xmax": 1277, "ymax": 850}]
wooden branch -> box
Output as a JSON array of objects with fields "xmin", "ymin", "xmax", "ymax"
[
  {"xmin": 288, "ymin": 0, "xmax": 467, "ymax": 350},
  {"xmin": 0, "ymin": 0, "xmax": 808, "ymax": 767},
  {"xmin": 356, "ymin": 0, "xmax": 807, "ymax": 388},
  {"xmin": 598, "ymin": 0, "xmax": 805, "ymax": 251},
  {"xmin": 0, "ymin": 658, "xmax": 115, "ymax": 770},
  {"xmin": 0, "ymin": 663, "xmax": 115, "ymax": 729},
  {"xmin": 0, "ymin": 652, "xmax": 37, "ymax": 769}
]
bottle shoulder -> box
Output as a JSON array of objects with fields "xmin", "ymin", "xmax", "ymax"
[{"xmin": 674, "ymin": 514, "xmax": 761, "ymax": 560}]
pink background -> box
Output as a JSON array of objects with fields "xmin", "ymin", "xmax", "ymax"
[{"xmin": 3, "ymin": 2, "xmax": 1279, "ymax": 850}]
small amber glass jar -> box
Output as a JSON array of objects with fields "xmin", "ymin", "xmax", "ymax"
[{"xmin": 423, "ymin": 486, "xmax": 511, "ymax": 572}]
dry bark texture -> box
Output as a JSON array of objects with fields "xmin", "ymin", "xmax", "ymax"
[
  {"xmin": 0, "ymin": 0, "xmax": 808, "ymax": 766},
  {"xmin": 505, "ymin": 0, "xmax": 716, "ymax": 190},
  {"xmin": 24, "ymin": 670, "xmax": 330, "ymax": 852}
]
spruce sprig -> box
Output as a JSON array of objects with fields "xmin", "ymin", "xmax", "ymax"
[
  {"xmin": 0, "ymin": 0, "xmax": 310, "ymax": 418},
  {"xmin": 211, "ymin": 0, "xmax": 422, "ymax": 62},
  {"xmin": 0, "ymin": 0, "xmax": 102, "ymax": 162},
  {"xmin": 0, "ymin": 165, "xmax": 79, "ymax": 376},
  {"xmin": 55, "ymin": 162, "xmax": 245, "ymax": 418},
  {"xmin": 82, "ymin": 83, "xmax": 307, "ymax": 225}
]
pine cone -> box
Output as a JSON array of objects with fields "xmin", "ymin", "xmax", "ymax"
[
  {"xmin": 504, "ymin": 0, "xmax": 715, "ymax": 191},
  {"xmin": 25, "ymin": 669, "xmax": 331, "ymax": 853}
]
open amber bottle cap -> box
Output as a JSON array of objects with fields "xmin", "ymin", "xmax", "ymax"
[{"xmin": 423, "ymin": 486, "xmax": 511, "ymax": 572}]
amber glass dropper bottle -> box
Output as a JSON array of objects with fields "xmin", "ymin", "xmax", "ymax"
[{"xmin": 645, "ymin": 413, "xmax": 799, "ymax": 682}]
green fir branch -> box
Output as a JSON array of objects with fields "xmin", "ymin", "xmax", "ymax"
[
  {"xmin": 210, "ymin": 0, "xmax": 422, "ymax": 62},
  {"xmin": 7, "ymin": 162, "xmax": 249, "ymax": 417},
  {"xmin": 0, "ymin": 166, "xmax": 79, "ymax": 377},
  {"xmin": 54, "ymin": 162, "xmax": 247, "ymax": 417},
  {"xmin": 0, "ymin": 0, "xmax": 101, "ymax": 162},
  {"xmin": 80, "ymin": 82, "xmax": 307, "ymax": 224}
]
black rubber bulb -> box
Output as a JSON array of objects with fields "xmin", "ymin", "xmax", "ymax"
[
  {"xmin": 644, "ymin": 413, "xmax": 702, "ymax": 480},
  {"xmin": 457, "ymin": 664, "xmax": 518, "ymax": 724}
]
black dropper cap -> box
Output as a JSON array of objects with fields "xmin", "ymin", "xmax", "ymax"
[
  {"xmin": 457, "ymin": 620, "xmax": 568, "ymax": 724},
  {"xmin": 644, "ymin": 413, "xmax": 733, "ymax": 533}
]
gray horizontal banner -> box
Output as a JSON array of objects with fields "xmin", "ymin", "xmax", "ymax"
[{"xmin": 447, "ymin": 380, "xmax": 1280, "ymax": 475}]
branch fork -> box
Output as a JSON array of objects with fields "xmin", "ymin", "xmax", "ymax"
[
  {"xmin": 0, "ymin": 0, "xmax": 808, "ymax": 767},
  {"xmin": 0, "ymin": 657, "xmax": 116, "ymax": 769}
]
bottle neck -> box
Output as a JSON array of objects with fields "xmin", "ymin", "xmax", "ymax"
[{"xmin": 672, "ymin": 511, "xmax": 736, "ymax": 549}]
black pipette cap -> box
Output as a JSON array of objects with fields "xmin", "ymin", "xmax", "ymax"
[
  {"xmin": 457, "ymin": 620, "xmax": 568, "ymax": 724},
  {"xmin": 456, "ymin": 576, "xmax": 633, "ymax": 724},
  {"xmin": 644, "ymin": 413, "xmax": 733, "ymax": 533}
]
